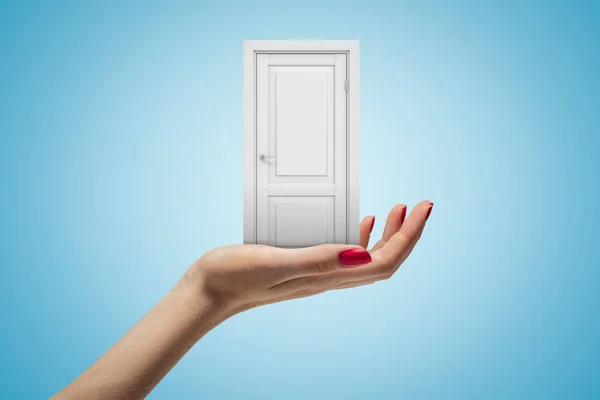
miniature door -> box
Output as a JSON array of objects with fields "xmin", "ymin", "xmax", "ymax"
[{"xmin": 244, "ymin": 41, "xmax": 359, "ymax": 247}]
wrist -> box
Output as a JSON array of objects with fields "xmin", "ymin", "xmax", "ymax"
[{"xmin": 173, "ymin": 266, "xmax": 236, "ymax": 326}]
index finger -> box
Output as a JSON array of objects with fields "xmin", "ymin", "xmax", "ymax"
[
  {"xmin": 373, "ymin": 200, "xmax": 433, "ymax": 267},
  {"xmin": 359, "ymin": 216, "xmax": 375, "ymax": 249}
]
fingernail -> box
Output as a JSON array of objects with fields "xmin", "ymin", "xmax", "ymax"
[
  {"xmin": 369, "ymin": 217, "xmax": 375, "ymax": 233},
  {"xmin": 426, "ymin": 203, "xmax": 434, "ymax": 220},
  {"xmin": 339, "ymin": 249, "xmax": 372, "ymax": 267},
  {"xmin": 400, "ymin": 205, "xmax": 407, "ymax": 224}
]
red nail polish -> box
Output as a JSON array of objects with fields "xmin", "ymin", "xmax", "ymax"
[
  {"xmin": 339, "ymin": 249, "xmax": 372, "ymax": 267},
  {"xmin": 426, "ymin": 203, "xmax": 434, "ymax": 220},
  {"xmin": 400, "ymin": 206, "xmax": 407, "ymax": 224},
  {"xmin": 369, "ymin": 217, "xmax": 375, "ymax": 233}
]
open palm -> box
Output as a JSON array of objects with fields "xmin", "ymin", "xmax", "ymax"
[{"xmin": 185, "ymin": 200, "xmax": 434, "ymax": 315}]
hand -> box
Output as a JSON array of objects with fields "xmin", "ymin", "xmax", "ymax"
[
  {"xmin": 181, "ymin": 200, "xmax": 434, "ymax": 316},
  {"xmin": 53, "ymin": 200, "xmax": 433, "ymax": 399}
]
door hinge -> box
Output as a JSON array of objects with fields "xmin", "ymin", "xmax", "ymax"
[{"xmin": 344, "ymin": 80, "xmax": 349, "ymax": 92}]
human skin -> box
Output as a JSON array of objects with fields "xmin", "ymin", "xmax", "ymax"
[{"xmin": 52, "ymin": 200, "xmax": 433, "ymax": 399}]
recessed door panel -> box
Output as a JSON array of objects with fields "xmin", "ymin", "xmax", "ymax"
[
  {"xmin": 268, "ymin": 197, "xmax": 334, "ymax": 247},
  {"xmin": 271, "ymin": 66, "xmax": 333, "ymax": 178}
]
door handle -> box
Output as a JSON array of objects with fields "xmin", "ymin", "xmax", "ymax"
[{"xmin": 259, "ymin": 155, "xmax": 275, "ymax": 163}]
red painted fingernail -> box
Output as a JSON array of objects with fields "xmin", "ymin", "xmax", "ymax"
[
  {"xmin": 400, "ymin": 205, "xmax": 407, "ymax": 224},
  {"xmin": 339, "ymin": 249, "xmax": 372, "ymax": 267},
  {"xmin": 369, "ymin": 217, "xmax": 375, "ymax": 233},
  {"xmin": 426, "ymin": 203, "xmax": 434, "ymax": 220}
]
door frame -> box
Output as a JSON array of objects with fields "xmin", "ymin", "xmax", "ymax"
[{"xmin": 243, "ymin": 40, "xmax": 360, "ymax": 245}]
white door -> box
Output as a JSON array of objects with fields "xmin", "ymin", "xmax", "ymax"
[
  {"xmin": 255, "ymin": 53, "xmax": 347, "ymax": 247},
  {"xmin": 244, "ymin": 41, "xmax": 359, "ymax": 247}
]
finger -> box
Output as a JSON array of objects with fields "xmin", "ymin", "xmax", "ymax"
[
  {"xmin": 371, "ymin": 204, "xmax": 407, "ymax": 251},
  {"xmin": 277, "ymin": 201, "xmax": 433, "ymax": 291},
  {"xmin": 327, "ymin": 223, "xmax": 426, "ymax": 291},
  {"xmin": 326, "ymin": 230, "xmax": 425, "ymax": 291},
  {"xmin": 381, "ymin": 204, "xmax": 408, "ymax": 241},
  {"xmin": 269, "ymin": 242, "xmax": 376, "ymax": 292},
  {"xmin": 359, "ymin": 216, "xmax": 375, "ymax": 249},
  {"xmin": 277, "ymin": 244, "xmax": 373, "ymax": 281},
  {"xmin": 373, "ymin": 200, "xmax": 433, "ymax": 271},
  {"xmin": 270, "ymin": 202, "xmax": 432, "ymax": 290},
  {"xmin": 326, "ymin": 200, "xmax": 432, "ymax": 282},
  {"xmin": 396, "ymin": 210, "xmax": 429, "ymax": 265}
]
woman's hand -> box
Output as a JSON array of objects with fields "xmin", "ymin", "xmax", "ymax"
[
  {"xmin": 179, "ymin": 200, "xmax": 434, "ymax": 317},
  {"xmin": 53, "ymin": 200, "xmax": 433, "ymax": 400}
]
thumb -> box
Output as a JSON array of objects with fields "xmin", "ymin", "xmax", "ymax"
[{"xmin": 282, "ymin": 244, "xmax": 373, "ymax": 278}]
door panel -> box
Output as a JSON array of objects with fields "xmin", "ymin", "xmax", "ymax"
[
  {"xmin": 268, "ymin": 197, "xmax": 334, "ymax": 247},
  {"xmin": 256, "ymin": 53, "xmax": 347, "ymax": 247},
  {"xmin": 270, "ymin": 66, "xmax": 332, "ymax": 177},
  {"xmin": 268, "ymin": 65, "xmax": 334, "ymax": 185}
]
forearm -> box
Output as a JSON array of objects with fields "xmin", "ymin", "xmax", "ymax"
[{"xmin": 53, "ymin": 279, "xmax": 230, "ymax": 400}]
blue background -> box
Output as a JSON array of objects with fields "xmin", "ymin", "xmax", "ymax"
[{"xmin": 1, "ymin": 1, "xmax": 599, "ymax": 398}]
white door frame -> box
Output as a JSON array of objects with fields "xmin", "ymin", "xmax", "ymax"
[{"xmin": 243, "ymin": 40, "xmax": 360, "ymax": 245}]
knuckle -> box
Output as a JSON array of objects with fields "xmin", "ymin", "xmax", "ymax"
[
  {"xmin": 374, "ymin": 239, "xmax": 386, "ymax": 250},
  {"xmin": 324, "ymin": 277, "xmax": 343, "ymax": 291},
  {"xmin": 380, "ymin": 262, "xmax": 396, "ymax": 276},
  {"xmin": 308, "ymin": 259, "xmax": 334, "ymax": 275},
  {"xmin": 377, "ymin": 247, "xmax": 395, "ymax": 265}
]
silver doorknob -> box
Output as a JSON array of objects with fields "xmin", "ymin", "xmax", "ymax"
[{"xmin": 260, "ymin": 155, "xmax": 275, "ymax": 162}]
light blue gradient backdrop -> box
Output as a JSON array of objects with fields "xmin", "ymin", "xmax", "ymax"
[{"xmin": 1, "ymin": 1, "xmax": 599, "ymax": 398}]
